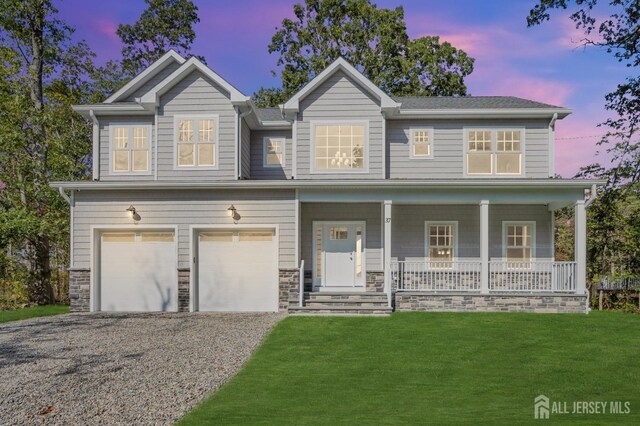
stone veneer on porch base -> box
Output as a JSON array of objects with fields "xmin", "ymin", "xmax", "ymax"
[
  {"xmin": 395, "ymin": 292, "xmax": 588, "ymax": 313},
  {"xmin": 177, "ymin": 268, "xmax": 190, "ymax": 312},
  {"xmin": 279, "ymin": 268, "xmax": 301, "ymax": 312}
]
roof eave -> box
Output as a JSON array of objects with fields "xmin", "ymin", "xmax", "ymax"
[{"xmin": 394, "ymin": 108, "xmax": 572, "ymax": 119}]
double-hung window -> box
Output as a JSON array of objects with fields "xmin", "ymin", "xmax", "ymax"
[
  {"xmin": 425, "ymin": 222, "xmax": 457, "ymax": 269},
  {"xmin": 410, "ymin": 127, "xmax": 434, "ymax": 159},
  {"xmin": 504, "ymin": 222, "xmax": 534, "ymax": 265},
  {"xmin": 175, "ymin": 116, "xmax": 217, "ymax": 168},
  {"xmin": 263, "ymin": 137, "xmax": 285, "ymax": 167},
  {"xmin": 111, "ymin": 125, "xmax": 151, "ymax": 174},
  {"xmin": 313, "ymin": 122, "xmax": 367, "ymax": 171},
  {"xmin": 466, "ymin": 129, "xmax": 523, "ymax": 176}
]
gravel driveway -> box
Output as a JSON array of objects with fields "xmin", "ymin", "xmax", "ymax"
[{"xmin": 0, "ymin": 312, "xmax": 283, "ymax": 425}]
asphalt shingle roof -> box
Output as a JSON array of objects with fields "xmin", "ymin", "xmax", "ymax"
[
  {"xmin": 255, "ymin": 107, "xmax": 284, "ymax": 121},
  {"xmin": 392, "ymin": 96, "xmax": 564, "ymax": 110}
]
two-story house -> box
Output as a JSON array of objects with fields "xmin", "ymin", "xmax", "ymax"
[{"xmin": 53, "ymin": 51, "xmax": 602, "ymax": 314}]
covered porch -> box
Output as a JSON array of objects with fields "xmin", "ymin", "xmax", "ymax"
[{"xmin": 291, "ymin": 181, "xmax": 595, "ymax": 314}]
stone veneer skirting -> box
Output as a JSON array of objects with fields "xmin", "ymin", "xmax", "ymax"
[
  {"xmin": 69, "ymin": 268, "xmax": 91, "ymax": 312},
  {"xmin": 177, "ymin": 268, "xmax": 190, "ymax": 312},
  {"xmin": 395, "ymin": 292, "xmax": 588, "ymax": 313},
  {"xmin": 279, "ymin": 268, "xmax": 301, "ymax": 311},
  {"xmin": 366, "ymin": 271, "xmax": 384, "ymax": 293}
]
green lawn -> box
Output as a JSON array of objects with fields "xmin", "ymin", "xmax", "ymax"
[
  {"xmin": 0, "ymin": 305, "xmax": 69, "ymax": 323},
  {"xmin": 180, "ymin": 312, "xmax": 640, "ymax": 425}
]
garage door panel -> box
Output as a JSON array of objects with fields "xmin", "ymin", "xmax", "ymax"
[
  {"xmin": 100, "ymin": 233, "xmax": 177, "ymax": 312},
  {"xmin": 198, "ymin": 230, "xmax": 278, "ymax": 312}
]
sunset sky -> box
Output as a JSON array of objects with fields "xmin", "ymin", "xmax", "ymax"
[{"xmin": 56, "ymin": 0, "xmax": 631, "ymax": 177}]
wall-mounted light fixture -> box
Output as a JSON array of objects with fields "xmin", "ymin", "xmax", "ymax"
[
  {"xmin": 227, "ymin": 204, "xmax": 240, "ymax": 224},
  {"xmin": 126, "ymin": 205, "xmax": 141, "ymax": 223}
]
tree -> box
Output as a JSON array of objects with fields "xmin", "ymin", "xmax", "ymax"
[
  {"xmin": 254, "ymin": 0, "xmax": 474, "ymax": 107},
  {"xmin": 0, "ymin": 0, "xmax": 94, "ymax": 305},
  {"xmin": 116, "ymin": 0, "xmax": 201, "ymax": 77},
  {"xmin": 527, "ymin": 1, "xmax": 640, "ymax": 285}
]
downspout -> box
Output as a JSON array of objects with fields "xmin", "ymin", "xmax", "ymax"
[
  {"xmin": 237, "ymin": 109, "xmax": 252, "ymax": 179},
  {"xmin": 548, "ymin": 113, "xmax": 558, "ymax": 177},
  {"xmin": 58, "ymin": 186, "xmax": 71, "ymax": 204},
  {"xmin": 89, "ymin": 110, "xmax": 99, "ymax": 180}
]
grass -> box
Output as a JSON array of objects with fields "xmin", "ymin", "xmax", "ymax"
[
  {"xmin": 180, "ymin": 312, "xmax": 640, "ymax": 425},
  {"xmin": 0, "ymin": 305, "xmax": 69, "ymax": 323}
]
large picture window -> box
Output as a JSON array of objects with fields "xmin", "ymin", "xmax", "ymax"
[
  {"xmin": 313, "ymin": 123, "xmax": 366, "ymax": 171},
  {"xmin": 466, "ymin": 129, "xmax": 523, "ymax": 176},
  {"xmin": 175, "ymin": 116, "xmax": 217, "ymax": 168},
  {"xmin": 425, "ymin": 222, "xmax": 457, "ymax": 269},
  {"xmin": 111, "ymin": 125, "xmax": 151, "ymax": 174}
]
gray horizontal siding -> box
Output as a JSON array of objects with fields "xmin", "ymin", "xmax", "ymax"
[
  {"xmin": 98, "ymin": 115, "xmax": 155, "ymax": 181},
  {"xmin": 240, "ymin": 118, "xmax": 251, "ymax": 179},
  {"xmin": 391, "ymin": 204, "xmax": 552, "ymax": 260},
  {"xmin": 124, "ymin": 60, "xmax": 183, "ymax": 101},
  {"xmin": 250, "ymin": 129, "xmax": 292, "ymax": 179},
  {"xmin": 296, "ymin": 70, "xmax": 383, "ymax": 179},
  {"xmin": 72, "ymin": 189, "xmax": 296, "ymax": 269},
  {"xmin": 157, "ymin": 70, "xmax": 236, "ymax": 180},
  {"xmin": 387, "ymin": 119, "xmax": 550, "ymax": 179},
  {"xmin": 301, "ymin": 203, "xmax": 382, "ymax": 272}
]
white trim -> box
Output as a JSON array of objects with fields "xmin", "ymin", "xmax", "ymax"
[
  {"xmin": 312, "ymin": 220, "xmax": 367, "ymax": 288},
  {"xmin": 189, "ymin": 224, "xmax": 280, "ymax": 312},
  {"xmin": 502, "ymin": 221, "xmax": 537, "ymax": 260},
  {"xmin": 69, "ymin": 191, "xmax": 75, "ymax": 268},
  {"xmin": 381, "ymin": 112, "xmax": 387, "ymax": 178},
  {"xmin": 548, "ymin": 113, "xmax": 557, "ymax": 177},
  {"xmin": 90, "ymin": 224, "xmax": 179, "ymax": 312},
  {"xmin": 89, "ymin": 110, "xmax": 99, "ymax": 180},
  {"xmin": 396, "ymin": 108, "xmax": 571, "ymax": 119},
  {"xmin": 283, "ymin": 57, "xmax": 400, "ymax": 113},
  {"xmin": 292, "ymin": 119, "xmax": 297, "ymax": 179},
  {"xmin": 234, "ymin": 108, "xmax": 239, "ymax": 179},
  {"xmin": 295, "ymin": 190, "xmax": 300, "ymax": 264},
  {"xmin": 140, "ymin": 57, "xmax": 249, "ymax": 106},
  {"xmin": 262, "ymin": 136, "xmax": 286, "ymax": 168},
  {"xmin": 153, "ymin": 108, "xmax": 158, "ymax": 180},
  {"xmin": 463, "ymin": 127, "xmax": 526, "ymax": 177},
  {"xmin": 424, "ymin": 221, "xmax": 459, "ymax": 268},
  {"xmin": 172, "ymin": 114, "xmax": 220, "ymax": 170},
  {"xmin": 409, "ymin": 126, "xmax": 435, "ymax": 160},
  {"xmin": 104, "ymin": 50, "xmax": 186, "ymax": 103},
  {"xmin": 108, "ymin": 123, "xmax": 153, "ymax": 175},
  {"xmin": 309, "ymin": 120, "xmax": 370, "ymax": 174}
]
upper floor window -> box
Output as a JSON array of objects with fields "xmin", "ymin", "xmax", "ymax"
[
  {"xmin": 175, "ymin": 115, "xmax": 218, "ymax": 169},
  {"xmin": 410, "ymin": 127, "xmax": 434, "ymax": 159},
  {"xmin": 263, "ymin": 137, "xmax": 285, "ymax": 167},
  {"xmin": 466, "ymin": 129, "xmax": 523, "ymax": 176},
  {"xmin": 313, "ymin": 122, "xmax": 367, "ymax": 172},
  {"xmin": 110, "ymin": 125, "xmax": 151, "ymax": 174}
]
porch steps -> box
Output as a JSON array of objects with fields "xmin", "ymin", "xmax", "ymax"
[{"xmin": 288, "ymin": 292, "xmax": 392, "ymax": 316}]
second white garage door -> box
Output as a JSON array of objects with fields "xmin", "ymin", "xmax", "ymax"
[{"xmin": 197, "ymin": 228, "xmax": 278, "ymax": 312}]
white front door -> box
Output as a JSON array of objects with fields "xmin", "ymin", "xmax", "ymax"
[{"xmin": 316, "ymin": 222, "xmax": 365, "ymax": 288}]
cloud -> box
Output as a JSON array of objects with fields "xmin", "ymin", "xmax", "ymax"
[{"xmin": 95, "ymin": 19, "xmax": 119, "ymax": 41}]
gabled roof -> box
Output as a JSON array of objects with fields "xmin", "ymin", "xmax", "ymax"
[
  {"xmin": 282, "ymin": 57, "xmax": 400, "ymax": 114},
  {"xmin": 104, "ymin": 50, "xmax": 186, "ymax": 103},
  {"xmin": 140, "ymin": 57, "xmax": 250, "ymax": 107}
]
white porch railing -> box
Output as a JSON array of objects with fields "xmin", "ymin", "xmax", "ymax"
[
  {"xmin": 391, "ymin": 260, "xmax": 577, "ymax": 293},
  {"xmin": 392, "ymin": 261, "xmax": 482, "ymax": 292},
  {"xmin": 489, "ymin": 261, "xmax": 576, "ymax": 292},
  {"xmin": 299, "ymin": 260, "xmax": 305, "ymax": 307}
]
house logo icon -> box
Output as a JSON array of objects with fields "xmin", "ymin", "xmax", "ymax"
[{"xmin": 534, "ymin": 395, "xmax": 550, "ymax": 419}]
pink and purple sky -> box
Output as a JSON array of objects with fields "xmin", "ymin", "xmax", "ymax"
[{"xmin": 57, "ymin": 0, "xmax": 632, "ymax": 177}]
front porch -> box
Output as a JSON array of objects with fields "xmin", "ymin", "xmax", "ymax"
[{"xmin": 288, "ymin": 183, "xmax": 592, "ymax": 314}]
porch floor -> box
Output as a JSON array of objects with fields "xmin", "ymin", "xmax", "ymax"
[{"xmin": 288, "ymin": 292, "xmax": 392, "ymax": 316}]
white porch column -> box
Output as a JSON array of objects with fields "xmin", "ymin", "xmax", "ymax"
[
  {"xmin": 575, "ymin": 200, "xmax": 587, "ymax": 295},
  {"xmin": 383, "ymin": 200, "xmax": 392, "ymax": 307},
  {"xmin": 480, "ymin": 200, "xmax": 490, "ymax": 294}
]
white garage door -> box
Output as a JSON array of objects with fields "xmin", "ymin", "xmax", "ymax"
[
  {"xmin": 99, "ymin": 231, "xmax": 177, "ymax": 312},
  {"xmin": 197, "ymin": 228, "xmax": 278, "ymax": 312}
]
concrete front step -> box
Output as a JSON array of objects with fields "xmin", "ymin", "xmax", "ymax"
[
  {"xmin": 288, "ymin": 306, "xmax": 392, "ymax": 316},
  {"xmin": 304, "ymin": 301, "xmax": 389, "ymax": 308},
  {"xmin": 305, "ymin": 292, "xmax": 387, "ymax": 301}
]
